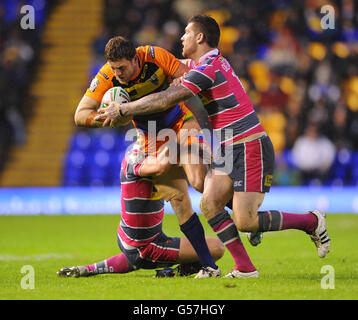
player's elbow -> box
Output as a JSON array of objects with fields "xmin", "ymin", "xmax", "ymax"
[
  {"xmin": 74, "ymin": 112, "xmax": 81, "ymax": 126},
  {"xmin": 74, "ymin": 109, "xmax": 86, "ymax": 127},
  {"xmin": 75, "ymin": 96, "xmax": 99, "ymax": 127}
]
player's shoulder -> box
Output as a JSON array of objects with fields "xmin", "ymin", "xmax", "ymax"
[
  {"xmin": 137, "ymin": 45, "xmax": 174, "ymax": 62},
  {"xmin": 96, "ymin": 63, "xmax": 114, "ymax": 81},
  {"xmin": 191, "ymin": 59, "xmax": 215, "ymax": 75}
]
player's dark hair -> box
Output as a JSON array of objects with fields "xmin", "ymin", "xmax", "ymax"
[
  {"xmin": 105, "ymin": 36, "xmax": 136, "ymax": 61},
  {"xmin": 188, "ymin": 14, "xmax": 220, "ymax": 48}
]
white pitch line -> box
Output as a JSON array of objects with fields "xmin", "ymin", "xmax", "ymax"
[{"xmin": 0, "ymin": 253, "xmax": 75, "ymax": 261}]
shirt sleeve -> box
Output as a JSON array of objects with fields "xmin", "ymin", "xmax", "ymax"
[
  {"xmin": 85, "ymin": 64, "xmax": 114, "ymax": 102},
  {"xmin": 181, "ymin": 65, "xmax": 215, "ymax": 95}
]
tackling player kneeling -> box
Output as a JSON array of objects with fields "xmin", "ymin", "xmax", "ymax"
[{"xmin": 57, "ymin": 145, "xmax": 224, "ymax": 278}]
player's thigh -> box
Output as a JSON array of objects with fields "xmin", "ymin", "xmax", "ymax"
[
  {"xmin": 181, "ymin": 162, "xmax": 207, "ymax": 193},
  {"xmin": 153, "ymin": 165, "xmax": 194, "ymax": 224},
  {"xmin": 152, "ymin": 165, "xmax": 188, "ymax": 201},
  {"xmin": 178, "ymin": 236, "xmax": 224, "ymax": 263},
  {"xmin": 200, "ymin": 169, "xmax": 233, "ymax": 219},
  {"xmin": 178, "ymin": 118, "xmax": 208, "ymax": 192},
  {"xmin": 232, "ymin": 191, "xmax": 265, "ymax": 231}
]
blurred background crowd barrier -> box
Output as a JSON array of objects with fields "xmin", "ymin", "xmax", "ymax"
[{"xmin": 0, "ymin": 0, "xmax": 357, "ymax": 214}]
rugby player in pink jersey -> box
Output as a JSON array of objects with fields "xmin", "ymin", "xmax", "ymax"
[
  {"xmin": 98, "ymin": 15, "xmax": 330, "ymax": 278},
  {"xmin": 58, "ymin": 145, "xmax": 224, "ymax": 278}
]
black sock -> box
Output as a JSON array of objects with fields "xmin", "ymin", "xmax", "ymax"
[
  {"xmin": 257, "ymin": 210, "xmax": 282, "ymax": 232},
  {"xmin": 180, "ymin": 213, "xmax": 218, "ymax": 269},
  {"xmin": 225, "ymin": 199, "xmax": 233, "ymax": 210}
]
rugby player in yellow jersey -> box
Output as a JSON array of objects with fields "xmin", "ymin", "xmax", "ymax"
[{"xmin": 74, "ymin": 36, "xmax": 221, "ymax": 276}]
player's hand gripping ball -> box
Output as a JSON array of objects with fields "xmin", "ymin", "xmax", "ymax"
[{"xmin": 98, "ymin": 86, "xmax": 133, "ymax": 127}]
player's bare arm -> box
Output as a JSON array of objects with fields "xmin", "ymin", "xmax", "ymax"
[
  {"xmin": 124, "ymin": 85, "xmax": 194, "ymax": 116},
  {"xmin": 74, "ymin": 95, "xmax": 104, "ymax": 128},
  {"xmin": 95, "ymin": 85, "xmax": 194, "ymax": 126},
  {"xmin": 76, "ymin": 95, "xmax": 131, "ymax": 128},
  {"xmin": 120, "ymin": 60, "xmax": 190, "ymax": 117},
  {"xmin": 173, "ymin": 61, "xmax": 189, "ymax": 78}
]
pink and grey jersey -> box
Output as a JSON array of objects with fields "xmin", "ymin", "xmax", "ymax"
[
  {"xmin": 117, "ymin": 154, "xmax": 164, "ymax": 247},
  {"xmin": 182, "ymin": 49, "xmax": 265, "ymax": 145}
]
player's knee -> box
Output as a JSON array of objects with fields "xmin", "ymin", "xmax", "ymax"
[
  {"xmin": 171, "ymin": 190, "xmax": 185, "ymax": 203},
  {"xmin": 200, "ymin": 193, "xmax": 225, "ymax": 217},
  {"xmin": 232, "ymin": 211, "xmax": 257, "ymax": 232},
  {"xmin": 189, "ymin": 175, "xmax": 204, "ymax": 193},
  {"xmin": 199, "ymin": 195, "xmax": 211, "ymax": 218},
  {"xmin": 232, "ymin": 214, "xmax": 247, "ymax": 232},
  {"xmin": 171, "ymin": 191, "xmax": 193, "ymax": 221}
]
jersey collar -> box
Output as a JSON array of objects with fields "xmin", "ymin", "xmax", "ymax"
[{"xmin": 197, "ymin": 48, "xmax": 220, "ymax": 65}]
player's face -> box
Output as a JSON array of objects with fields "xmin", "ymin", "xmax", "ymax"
[
  {"xmin": 107, "ymin": 56, "xmax": 139, "ymax": 84},
  {"xmin": 181, "ymin": 22, "xmax": 199, "ymax": 59}
]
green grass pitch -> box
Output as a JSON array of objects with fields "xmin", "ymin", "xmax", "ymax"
[{"xmin": 0, "ymin": 214, "xmax": 357, "ymax": 300}]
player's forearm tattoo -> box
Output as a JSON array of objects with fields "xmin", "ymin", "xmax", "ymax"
[{"xmin": 122, "ymin": 85, "xmax": 194, "ymax": 116}]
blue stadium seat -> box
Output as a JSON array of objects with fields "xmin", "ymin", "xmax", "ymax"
[
  {"xmin": 87, "ymin": 132, "xmax": 127, "ymax": 152},
  {"xmin": 63, "ymin": 131, "xmax": 135, "ymax": 186},
  {"xmin": 325, "ymin": 149, "xmax": 352, "ymax": 185},
  {"xmin": 108, "ymin": 150, "xmax": 127, "ymax": 185},
  {"xmin": 2, "ymin": 0, "xmax": 21, "ymax": 23},
  {"xmin": 97, "ymin": 132, "xmax": 117, "ymax": 151},
  {"xmin": 329, "ymin": 178, "xmax": 344, "ymax": 187},
  {"xmin": 351, "ymin": 151, "xmax": 358, "ymax": 169},
  {"xmin": 62, "ymin": 150, "xmax": 88, "ymax": 186},
  {"xmin": 83, "ymin": 150, "xmax": 111, "ymax": 186},
  {"xmin": 1, "ymin": 0, "xmax": 48, "ymax": 25},
  {"xmin": 351, "ymin": 167, "xmax": 358, "ymax": 186},
  {"xmin": 63, "ymin": 167, "xmax": 85, "ymax": 186},
  {"xmin": 282, "ymin": 149, "xmax": 295, "ymax": 168},
  {"xmin": 114, "ymin": 133, "xmax": 135, "ymax": 151},
  {"xmin": 69, "ymin": 132, "xmax": 92, "ymax": 151}
]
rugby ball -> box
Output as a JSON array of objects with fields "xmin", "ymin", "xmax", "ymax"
[
  {"xmin": 100, "ymin": 86, "xmax": 131, "ymax": 109},
  {"xmin": 99, "ymin": 86, "xmax": 133, "ymax": 126}
]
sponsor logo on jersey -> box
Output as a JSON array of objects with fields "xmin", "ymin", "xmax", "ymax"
[
  {"xmin": 150, "ymin": 74, "xmax": 159, "ymax": 85},
  {"xmin": 149, "ymin": 46, "xmax": 155, "ymax": 59},
  {"xmin": 141, "ymin": 64, "xmax": 148, "ymax": 80},
  {"xmin": 221, "ymin": 58, "xmax": 231, "ymax": 72},
  {"xmin": 196, "ymin": 66, "xmax": 206, "ymax": 71},
  {"xmin": 99, "ymin": 71, "xmax": 109, "ymax": 80},
  {"xmin": 89, "ymin": 78, "xmax": 100, "ymax": 92}
]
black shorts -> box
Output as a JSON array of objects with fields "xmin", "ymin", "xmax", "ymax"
[
  {"xmin": 117, "ymin": 232, "xmax": 181, "ymax": 270},
  {"xmin": 211, "ymin": 134, "xmax": 275, "ymax": 192}
]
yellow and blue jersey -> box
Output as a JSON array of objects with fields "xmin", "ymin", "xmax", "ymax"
[{"xmin": 85, "ymin": 45, "xmax": 194, "ymax": 152}]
